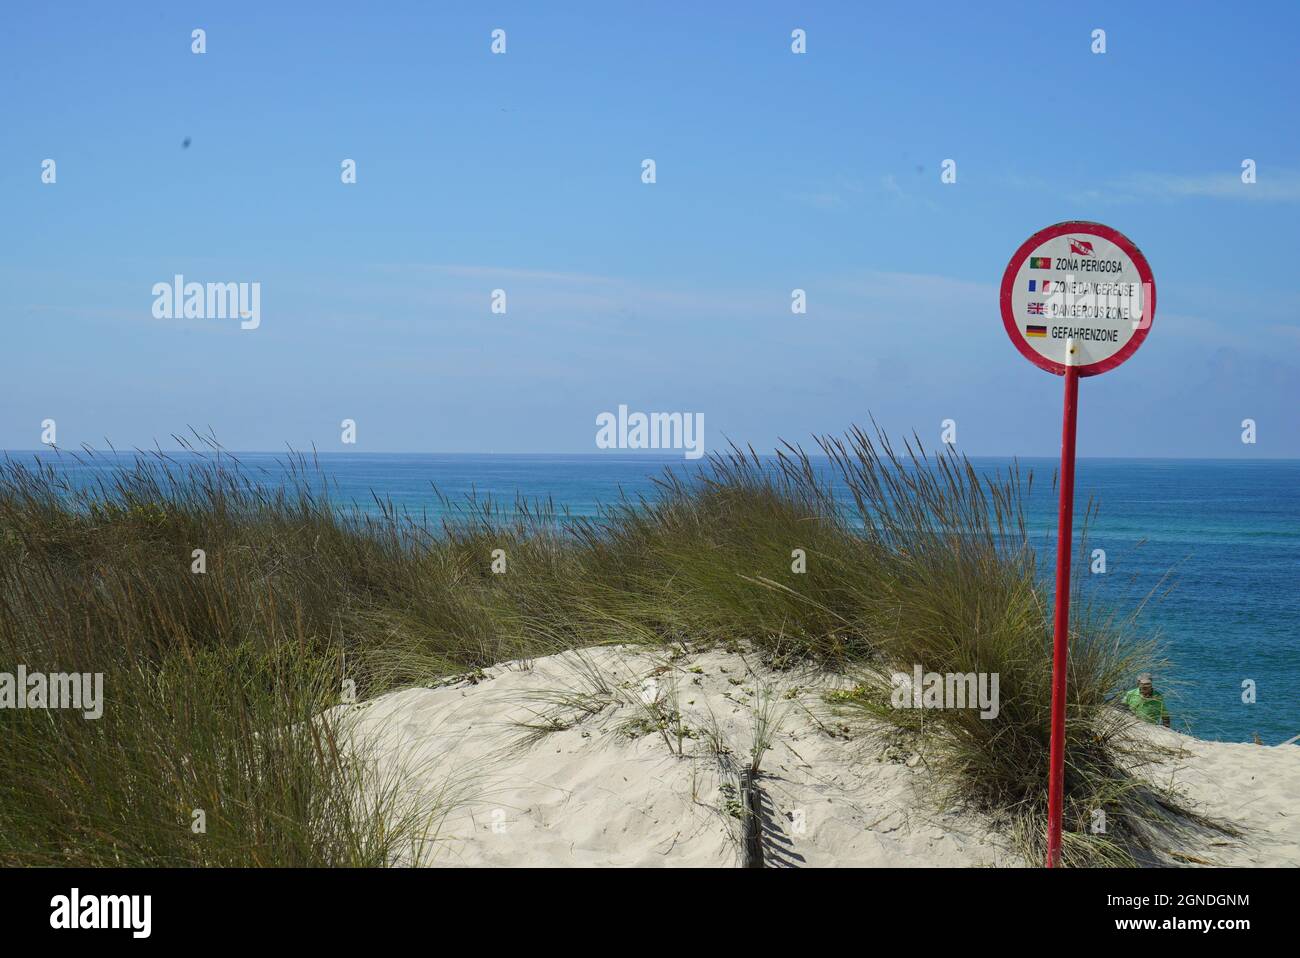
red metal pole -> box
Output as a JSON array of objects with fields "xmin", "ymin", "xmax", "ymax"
[{"xmin": 1046, "ymin": 352, "xmax": 1080, "ymax": 868}]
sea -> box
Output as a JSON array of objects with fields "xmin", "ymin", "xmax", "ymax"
[{"xmin": 6, "ymin": 450, "xmax": 1297, "ymax": 746}]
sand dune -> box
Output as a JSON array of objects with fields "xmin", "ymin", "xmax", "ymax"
[
  {"xmin": 1137, "ymin": 723, "xmax": 1300, "ymax": 867},
  {"xmin": 336, "ymin": 646, "xmax": 1298, "ymax": 867}
]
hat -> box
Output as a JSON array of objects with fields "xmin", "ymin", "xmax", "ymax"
[{"xmin": 1137, "ymin": 673, "xmax": 1153, "ymax": 685}]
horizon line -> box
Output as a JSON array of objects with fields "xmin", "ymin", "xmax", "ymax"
[{"xmin": 3, "ymin": 448, "xmax": 1296, "ymax": 463}]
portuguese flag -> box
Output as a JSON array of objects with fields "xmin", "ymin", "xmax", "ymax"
[{"xmin": 1029, "ymin": 257, "xmax": 1052, "ymax": 269}]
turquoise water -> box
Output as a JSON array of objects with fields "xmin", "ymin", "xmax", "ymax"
[{"xmin": 7, "ymin": 451, "xmax": 1297, "ymax": 746}]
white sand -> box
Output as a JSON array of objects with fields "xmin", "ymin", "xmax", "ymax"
[
  {"xmin": 337, "ymin": 646, "xmax": 1298, "ymax": 867},
  {"xmin": 1136, "ymin": 723, "xmax": 1300, "ymax": 867}
]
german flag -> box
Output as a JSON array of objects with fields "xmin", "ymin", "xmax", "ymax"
[
  {"xmin": 1029, "ymin": 257, "xmax": 1052, "ymax": 269},
  {"xmin": 1026, "ymin": 325, "xmax": 1048, "ymax": 338}
]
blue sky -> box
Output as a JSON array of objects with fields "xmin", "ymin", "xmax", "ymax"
[{"xmin": 3, "ymin": 1, "xmax": 1297, "ymax": 456}]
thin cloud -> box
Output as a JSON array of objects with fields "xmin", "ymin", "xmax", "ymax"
[
  {"xmin": 376, "ymin": 263, "xmax": 621, "ymax": 285},
  {"xmin": 1070, "ymin": 171, "xmax": 1300, "ymax": 205},
  {"xmin": 787, "ymin": 191, "xmax": 844, "ymax": 209},
  {"xmin": 1004, "ymin": 169, "xmax": 1300, "ymax": 204},
  {"xmin": 1264, "ymin": 324, "xmax": 1300, "ymax": 343}
]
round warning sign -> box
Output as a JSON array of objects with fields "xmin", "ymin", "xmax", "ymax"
[{"xmin": 999, "ymin": 221, "xmax": 1155, "ymax": 376}]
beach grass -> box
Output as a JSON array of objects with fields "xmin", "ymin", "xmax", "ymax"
[{"xmin": 0, "ymin": 427, "xmax": 1198, "ymax": 866}]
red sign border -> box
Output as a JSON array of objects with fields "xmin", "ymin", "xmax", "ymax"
[{"xmin": 999, "ymin": 220, "xmax": 1156, "ymax": 377}]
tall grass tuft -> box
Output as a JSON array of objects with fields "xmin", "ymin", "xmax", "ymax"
[{"xmin": 0, "ymin": 426, "xmax": 1209, "ymax": 866}]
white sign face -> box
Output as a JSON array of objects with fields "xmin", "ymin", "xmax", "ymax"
[{"xmin": 1000, "ymin": 221, "xmax": 1156, "ymax": 377}]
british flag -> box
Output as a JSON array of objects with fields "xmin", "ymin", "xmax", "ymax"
[{"xmin": 1027, "ymin": 302, "xmax": 1045, "ymax": 315}]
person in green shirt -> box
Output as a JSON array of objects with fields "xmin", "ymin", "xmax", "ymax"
[{"xmin": 1122, "ymin": 673, "xmax": 1170, "ymax": 726}]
